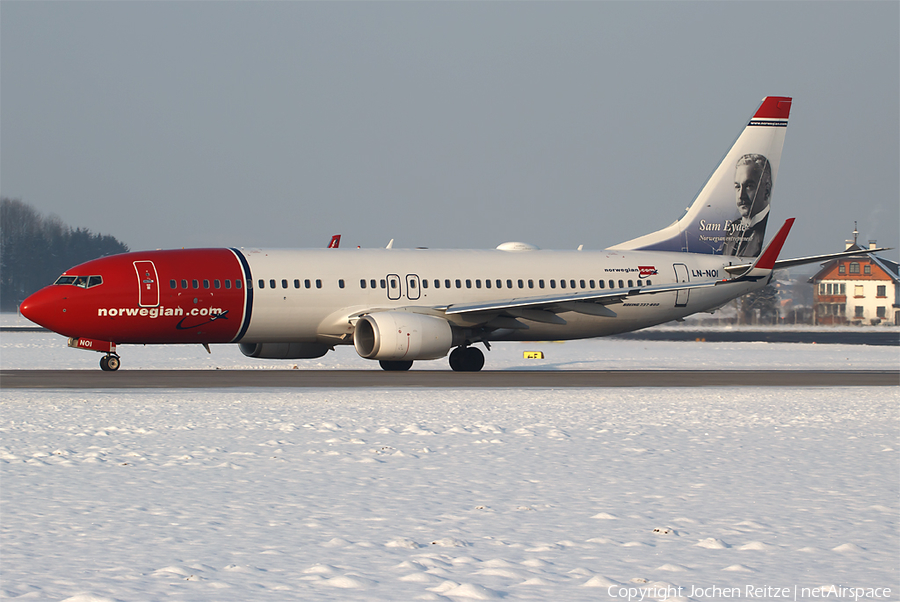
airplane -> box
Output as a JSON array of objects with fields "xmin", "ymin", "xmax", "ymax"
[
  {"xmin": 19, "ymin": 96, "xmax": 886, "ymax": 372},
  {"xmin": 328, "ymin": 235, "xmax": 341, "ymax": 249}
]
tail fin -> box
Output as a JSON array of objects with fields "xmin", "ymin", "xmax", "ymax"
[
  {"xmin": 327, "ymin": 235, "xmax": 341, "ymax": 249},
  {"xmin": 611, "ymin": 96, "xmax": 791, "ymax": 257}
]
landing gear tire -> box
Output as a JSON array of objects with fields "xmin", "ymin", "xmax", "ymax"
[
  {"xmin": 379, "ymin": 360, "xmax": 413, "ymax": 371},
  {"xmin": 100, "ymin": 355, "xmax": 120, "ymax": 371},
  {"xmin": 449, "ymin": 346, "xmax": 484, "ymax": 372}
]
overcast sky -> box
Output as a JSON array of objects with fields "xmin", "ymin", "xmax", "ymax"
[{"xmin": 2, "ymin": 2, "xmax": 897, "ymax": 261}]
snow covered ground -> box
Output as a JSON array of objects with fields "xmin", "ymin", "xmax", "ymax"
[
  {"xmin": 2, "ymin": 329, "xmax": 900, "ymax": 372},
  {"xmin": 1, "ymin": 330, "xmax": 898, "ymax": 601}
]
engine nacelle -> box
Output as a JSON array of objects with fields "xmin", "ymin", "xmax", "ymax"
[
  {"xmin": 354, "ymin": 312, "xmax": 453, "ymax": 361},
  {"xmin": 239, "ymin": 342, "xmax": 330, "ymax": 359}
]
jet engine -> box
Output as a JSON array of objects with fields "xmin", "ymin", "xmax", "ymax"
[
  {"xmin": 239, "ymin": 342, "xmax": 330, "ymax": 359},
  {"xmin": 353, "ymin": 312, "xmax": 453, "ymax": 361}
]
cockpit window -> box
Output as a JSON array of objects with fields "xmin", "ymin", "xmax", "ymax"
[{"xmin": 53, "ymin": 275, "xmax": 103, "ymax": 288}]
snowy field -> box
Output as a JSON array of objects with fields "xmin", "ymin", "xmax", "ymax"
[
  {"xmin": 1, "ymin": 328, "xmax": 898, "ymax": 601},
  {"xmin": 2, "ymin": 330, "xmax": 900, "ymax": 372}
]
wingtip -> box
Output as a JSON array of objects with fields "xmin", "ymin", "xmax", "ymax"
[{"xmin": 754, "ymin": 218, "xmax": 795, "ymax": 270}]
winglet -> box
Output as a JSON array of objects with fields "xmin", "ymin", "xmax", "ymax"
[
  {"xmin": 738, "ymin": 218, "xmax": 794, "ymax": 278},
  {"xmin": 754, "ymin": 218, "xmax": 794, "ymax": 270}
]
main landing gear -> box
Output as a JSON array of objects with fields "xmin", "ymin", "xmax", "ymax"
[
  {"xmin": 99, "ymin": 354, "xmax": 121, "ymax": 371},
  {"xmin": 449, "ymin": 346, "xmax": 484, "ymax": 372},
  {"xmin": 377, "ymin": 345, "xmax": 486, "ymax": 372}
]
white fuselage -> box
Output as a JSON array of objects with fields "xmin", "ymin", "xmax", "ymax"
[{"xmin": 238, "ymin": 246, "xmax": 759, "ymax": 344}]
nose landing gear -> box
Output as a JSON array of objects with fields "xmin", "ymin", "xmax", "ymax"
[
  {"xmin": 99, "ymin": 354, "xmax": 121, "ymax": 371},
  {"xmin": 449, "ymin": 346, "xmax": 484, "ymax": 372}
]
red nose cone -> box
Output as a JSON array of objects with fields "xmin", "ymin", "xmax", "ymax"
[{"xmin": 20, "ymin": 287, "xmax": 68, "ymax": 334}]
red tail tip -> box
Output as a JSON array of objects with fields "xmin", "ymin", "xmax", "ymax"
[{"xmin": 754, "ymin": 97, "xmax": 792, "ymax": 120}]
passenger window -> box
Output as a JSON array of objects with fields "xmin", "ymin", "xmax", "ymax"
[
  {"xmin": 390, "ymin": 279, "xmax": 397, "ymax": 289},
  {"xmin": 618, "ymin": 280, "xmax": 624, "ymax": 288},
  {"xmin": 539, "ymin": 279, "xmax": 545, "ymax": 289},
  {"xmin": 517, "ymin": 279, "xmax": 524, "ymax": 288},
  {"xmin": 599, "ymin": 280, "xmax": 605, "ymax": 289},
  {"xmin": 281, "ymin": 279, "xmax": 287, "ymax": 289},
  {"xmin": 528, "ymin": 279, "xmax": 534, "ymax": 289},
  {"xmin": 316, "ymin": 279, "xmax": 322, "ymax": 289},
  {"xmin": 258, "ymin": 280, "xmax": 265, "ymax": 289},
  {"xmin": 204, "ymin": 279, "xmax": 210, "ymax": 289},
  {"xmin": 589, "ymin": 280, "xmax": 595, "ymax": 288},
  {"xmin": 550, "ymin": 280, "xmax": 556, "ymax": 289},
  {"xmin": 628, "ymin": 280, "xmax": 634, "ymax": 287},
  {"xmin": 646, "ymin": 279, "xmax": 652, "ymax": 286},
  {"xmin": 609, "ymin": 280, "xmax": 615, "ymax": 288},
  {"xmin": 170, "ymin": 280, "xmax": 177, "ymax": 289},
  {"xmin": 237, "ymin": 279, "xmax": 243, "ymax": 289},
  {"xmin": 360, "ymin": 279, "xmax": 367, "ymax": 289},
  {"xmin": 506, "ymin": 279, "xmax": 513, "ymax": 289},
  {"xmin": 637, "ymin": 280, "xmax": 643, "ymax": 287},
  {"xmin": 294, "ymin": 279, "xmax": 300, "ymax": 289},
  {"xmin": 560, "ymin": 280, "xmax": 567, "ymax": 289},
  {"xmin": 485, "ymin": 279, "xmax": 491, "ymax": 289},
  {"xmin": 570, "ymin": 280, "xmax": 576, "ymax": 289},
  {"xmin": 380, "ymin": 279, "xmax": 386, "ymax": 289},
  {"xmin": 445, "ymin": 279, "xmax": 451, "ymax": 288},
  {"xmin": 225, "ymin": 280, "xmax": 232, "ymax": 289},
  {"xmin": 370, "ymin": 279, "xmax": 377, "ymax": 289},
  {"xmin": 269, "ymin": 279, "xmax": 276, "ymax": 289},
  {"xmin": 409, "ymin": 280, "xmax": 416, "ymax": 289},
  {"xmin": 580, "ymin": 280, "xmax": 585, "ymax": 289},
  {"xmin": 192, "ymin": 279, "xmax": 199, "ymax": 289},
  {"xmin": 306, "ymin": 279, "xmax": 312, "ymax": 289},
  {"xmin": 475, "ymin": 279, "xmax": 481, "ymax": 289},
  {"xmin": 434, "ymin": 279, "xmax": 440, "ymax": 289},
  {"xmin": 338, "ymin": 279, "xmax": 345, "ymax": 289},
  {"xmin": 456, "ymin": 279, "xmax": 461, "ymax": 288},
  {"xmin": 214, "ymin": 279, "xmax": 221, "ymax": 289},
  {"xmin": 466, "ymin": 279, "xmax": 472, "ymax": 289},
  {"xmin": 180, "ymin": 279, "xmax": 188, "ymax": 289},
  {"xmin": 422, "ymin": 280, "xmax": 428, "ymax": 289}
]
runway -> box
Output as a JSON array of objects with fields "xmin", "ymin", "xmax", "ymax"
[
  {"xmin": 2, "ymin": 369, "xmax": 897, "ymax": 389},
  {"xmin": 612, "ymin": 329, "xmax": 899, "ymax": 346}
]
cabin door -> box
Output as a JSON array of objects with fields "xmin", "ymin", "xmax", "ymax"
[
  {"xmin": 134, "ymin": 260, "xmax": 160, "ymax": 307},
  {"xmin": 386, "ymin": 274, "xmax": 402, "ymax": 300},
  {"xmin": 673, "ymin": 263, "xmax": 689, "ymax": 308},
  {"xmin": 406, "ymin": 274, "xmax": 421, "ymax": 300}
]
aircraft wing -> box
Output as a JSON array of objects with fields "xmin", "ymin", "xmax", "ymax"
[
  {"xmin": 441, "ymin": 278, "xmax": 724, "ymax": 322},
  {"xmin": 724, "ymin": 247, "xmax": 891, "ymax": 275}
]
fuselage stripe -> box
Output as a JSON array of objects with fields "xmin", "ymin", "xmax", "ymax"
[{"xmin": 229, "ymin": 248, "xmax": 253, "ymax": 342}]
